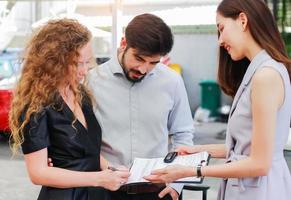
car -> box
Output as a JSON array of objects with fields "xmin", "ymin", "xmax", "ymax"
[
  {"xmin": 0, "ymin": 89, "xmax": 12, "ymax": 133},
  {"xmin": 0, "ymin": 49, "xmax": 21, "ymax": 136}
]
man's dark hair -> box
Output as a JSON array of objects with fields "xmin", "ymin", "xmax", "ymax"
[{"xmin": 125, "ymin": 13, "xmax": 173, "ymax": 56}]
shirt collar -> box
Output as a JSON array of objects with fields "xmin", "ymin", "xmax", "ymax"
[{"xmin": 108, "ymin": 50, "xmax": 124, "ymax": 75}]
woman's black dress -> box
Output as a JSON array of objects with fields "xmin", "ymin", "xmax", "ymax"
[{"xmin": 21, "ymin": 94, "xmax": 108, "ymax": 200}]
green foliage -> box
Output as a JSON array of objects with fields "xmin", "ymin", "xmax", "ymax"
[
  {"xmin": 282, "ymin": 32, "xmax": 291, "ymax": 57},
  {"xmin": 277, "ymin": 0, "xmax": 291, "ymax": 57}
]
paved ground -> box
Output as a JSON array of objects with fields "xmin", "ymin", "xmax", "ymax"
[
  {"xmin": 0, "ymin": 122, "xmax": 290, "ymax": 200},
  {"xmin": 0, "ymin": 136, "xmax": 40, "ymax": 200}
]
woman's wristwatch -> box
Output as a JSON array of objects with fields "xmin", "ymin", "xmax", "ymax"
[{"xmin": 196, "ymin": 165, "xmax": 203, "ymax": 178}]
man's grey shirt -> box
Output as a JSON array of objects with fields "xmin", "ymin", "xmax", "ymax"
[{"xmin": 87, "ymin": 53, "xmax": 194, "ymax": 167}]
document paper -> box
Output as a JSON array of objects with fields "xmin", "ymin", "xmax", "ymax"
[{"xmin": 127, "ymin": 151, "xmax": 210, "ymax": 184}]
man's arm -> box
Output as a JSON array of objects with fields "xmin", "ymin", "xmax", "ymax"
[
  {"xmin": 165, "ymin": 75, "xmax": 194, "ymax": 197},
  {"xmin": 168, "ymin": 75, "xmax": 194, "ymax": 149}
]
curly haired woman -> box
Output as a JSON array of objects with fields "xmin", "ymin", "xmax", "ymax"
[{"xmin": 9, "ymin": 18, "xmax": 129, "ymax": 200}]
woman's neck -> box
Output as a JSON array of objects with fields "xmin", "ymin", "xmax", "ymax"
[
  {"xmin": 244, "ymin": 36, "xmax": 263, "ymax": 61},
  {"xmin": 59, "ymin": 85, "xmax": 74, "ymax": 103}
]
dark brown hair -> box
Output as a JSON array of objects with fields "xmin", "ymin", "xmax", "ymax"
[
  {"xmin": 125, "ymin": 13, "xmax": 173, "ymax": 56},
  {"xmin": 217, "ymin": 0, "xmax": 291, "ymax": 97}
]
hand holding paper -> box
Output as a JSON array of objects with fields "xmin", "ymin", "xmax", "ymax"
[
  {"xmin": 126, "ymin": 151, "xmax": 210, "ymax": 185},
  {"xmin": 144, "ymin": 164, "xmax": 194, "ymax": 183}
]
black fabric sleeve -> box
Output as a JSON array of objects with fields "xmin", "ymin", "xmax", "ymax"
[{"xmin": 21, "ymin": 110, "xmax": 50, "ymax": 154}]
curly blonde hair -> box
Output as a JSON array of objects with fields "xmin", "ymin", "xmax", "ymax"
[{"xmin": 9, "ymin": 18, "xmax": 92, "ymax": 155}]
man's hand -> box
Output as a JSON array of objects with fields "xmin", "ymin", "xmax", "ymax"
[
  {"xmin": 48, "ymin": 158, "xmax": 53, "ymax": 167},
  {"xmin": 158, "ymin": 186, "xmax": 179, "ymax": 200}
]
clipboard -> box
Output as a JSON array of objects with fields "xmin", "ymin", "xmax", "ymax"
[
  {"xmin": 172, "ymin": 152, "xmax": 211, "ymax": 184},
  {"xmin": 125, "ymin": 151, "xmax": 211, "ymax": 185}
]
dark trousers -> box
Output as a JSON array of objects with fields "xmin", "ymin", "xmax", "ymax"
[{"xmin": 109, "ymin": 190, "xmax": 173, "ymax": 200}]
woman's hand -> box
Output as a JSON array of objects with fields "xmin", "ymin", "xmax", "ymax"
[
  {"xmin": 47, "ymin": 156, "xmax": 130, "ymax": 190},
  {"xmin": 175, "ymin": 145, "xmax": 201, "ymax": 155},
  {"xmin": 144, "ymin": 165, "xmax": 194, "ymax": 184},
  {"xmin": 98, "ymin": 168, "xmax": 130, "ymax": 191}
]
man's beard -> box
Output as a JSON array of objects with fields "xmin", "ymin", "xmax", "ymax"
[{"xmin": 120, "ymin": 49, "xmax": 146, "ymax": 83}]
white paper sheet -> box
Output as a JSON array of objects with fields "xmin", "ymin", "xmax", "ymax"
[{"xmin": 126, "ymin": 151, "xmax": 210, "ymax": 184}]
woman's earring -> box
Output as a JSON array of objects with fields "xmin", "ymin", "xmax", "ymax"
[{"xmin": 242, "ymin": 22, "xmax": 246, "ymax": 31}]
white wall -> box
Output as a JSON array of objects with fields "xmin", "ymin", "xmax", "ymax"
[{"xmin": 170, "ymin": 34, "xmax": 231, "ymax": 113}]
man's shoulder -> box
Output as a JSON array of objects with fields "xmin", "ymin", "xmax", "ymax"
[
  {"xmin": 97, "ymin": 59, "xmax": 112, "ymax": 71},
  {"xmin": 155, "ymin": 63, "xmax": 182, "ymax": 80},
  {"xmin": 88, "ymin": 60, "xmax": 111, "ymax": 78}
]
